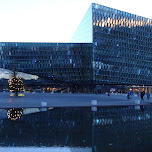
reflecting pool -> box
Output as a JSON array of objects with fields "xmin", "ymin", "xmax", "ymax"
[{"xmin": 0, "ymin": 105, "xmax": 152, "ymax": 152}]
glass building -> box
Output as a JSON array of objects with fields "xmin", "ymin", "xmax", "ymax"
[
  {"xmin": 0, "ymin": 42, "xmax": 93, "ymax": 92},
  {"xmin": 72, "ymin": 3, "xmax": 152, "ymax": 86},
  {"xmin": 1, "ymin": 3, "xmax": 152, "ymax": 92}
]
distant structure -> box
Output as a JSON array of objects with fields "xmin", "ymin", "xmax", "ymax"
[{"xmin": 0, "ymin": 3, "xmax": 152, "ymax": 92}]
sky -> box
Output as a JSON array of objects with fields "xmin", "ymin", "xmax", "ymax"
[{"xmin": 0, "ymin": 0, "xmax": 151, "ymax": 42}]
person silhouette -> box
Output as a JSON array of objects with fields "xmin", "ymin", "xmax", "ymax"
[
  {"xmin": 147, "ymin": 92, "xmax": 150, "ymax": 100},
  {"xmin": 140, "ymin": 91, "xmax": 144, "ymax": 101}
]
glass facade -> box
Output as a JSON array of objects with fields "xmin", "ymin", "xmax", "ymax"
[
  {"xmin": 92, "ymin": 3, "xmax": 152, "ymax": 85},
  {"xmin": 0, "ymin": 42, "xmax": 92, "ymax": 85},
  {"xmin": 71, "ymin": 5, "xmax": 93, "ymax": 43}
]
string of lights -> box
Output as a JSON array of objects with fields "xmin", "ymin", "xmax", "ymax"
[
  {"xmin": 8, "ymin": 70, "xmax": 24, "ymax": 95},
  {"xmin": 7, "ymin": 108, "xmax": 23, "ymax": 121}
]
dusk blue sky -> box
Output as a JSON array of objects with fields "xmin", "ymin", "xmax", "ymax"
[{"xmin": 0, "ymin": 0, "xmax": 151, "ymax": 42}]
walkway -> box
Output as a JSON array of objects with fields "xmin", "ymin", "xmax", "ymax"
[{"xmin": 0, "ymin": 92, "xmax": 151, "ymax": 108}]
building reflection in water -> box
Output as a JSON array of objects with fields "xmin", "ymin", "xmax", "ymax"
[{"xmin": 0, "ymin": 106, "xmax": 152, "ymax": 151}]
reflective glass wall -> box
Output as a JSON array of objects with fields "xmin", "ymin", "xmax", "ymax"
[
  {"xmin": 71, "ymin": 5, "xmax": 93, "ymax": 43},
  {"xmin": 0, "ymin": 42, "xmax": 92, "ymax": 85},
  {"xmin": 92, "ymin": 3, "xmax": 152, "ymax": 85}
]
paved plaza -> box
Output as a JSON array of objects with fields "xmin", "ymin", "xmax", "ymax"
[{"xmin": 0, "ymin": 92, "xmax": 151, "ymax": 108}]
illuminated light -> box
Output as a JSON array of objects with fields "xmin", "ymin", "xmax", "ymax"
[
  {"xmin": 7, "ymin": 108, "xmax": 23, "ymax": 121},
  {"xmin": 99, "ymin": 22, "xmax": 101, "ymax": 27},
  {"xmin": 102, "ymin": 22, "xmax": 105, "ymax": 27},
  {"xmin": 104, "ymin": 22, "xmax": 107, "ymax": 27},
  {"xmin": 107, "ymin": 17, "xmax": 110, "ymax": 23},
  {"xmin": 96, "ymin": 119, "xmax": 99, "ymax": 123}
]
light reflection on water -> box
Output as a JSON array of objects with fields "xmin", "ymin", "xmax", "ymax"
[
  {"xmin": 0, "ymin": 147, "xmax": 91, "ymax": 152},
  {"xmin": 0, "ymin": 106, "xmax": 151, "ymax": 152}
]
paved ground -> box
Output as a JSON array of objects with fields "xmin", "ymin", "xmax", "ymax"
[{"xmin": 0, "ymin": 92, "xmax": 151, "ymax": 108}]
